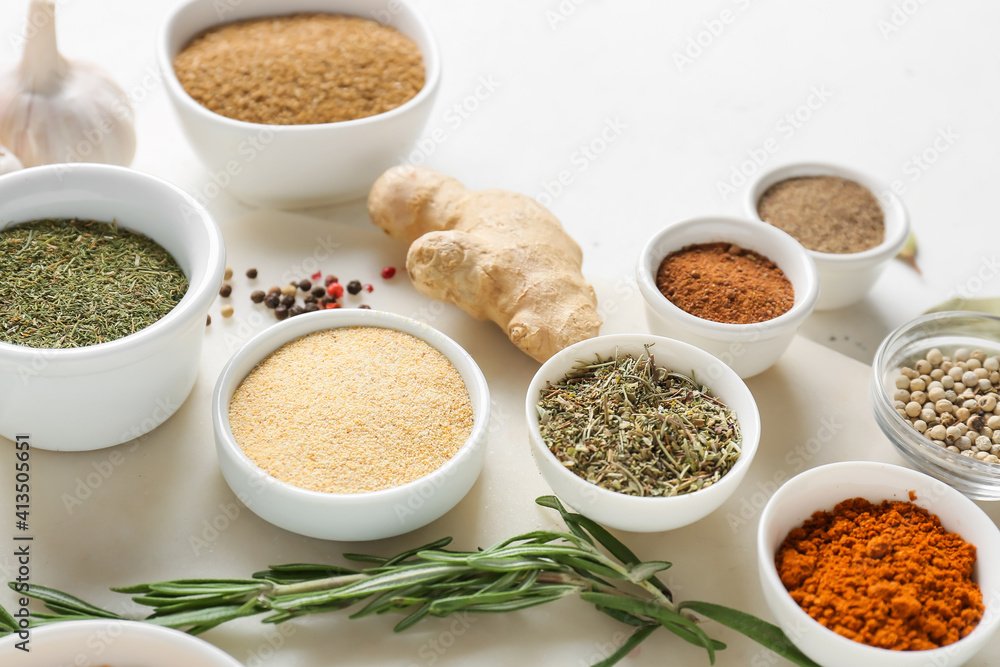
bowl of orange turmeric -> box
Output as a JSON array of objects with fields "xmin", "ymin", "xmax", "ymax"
[{"xmin": 757, "ymin": 461, "xmax": 1000, "ymax": 667}]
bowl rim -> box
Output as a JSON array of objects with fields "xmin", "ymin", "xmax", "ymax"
[
  {"xmin": 757, "ymin": 460, "xmax": 1000, "ymax": 660},
  {"xmin": 636, "ymin": 215, "xmax": 819, "ymax": 338},
  {"xmin": 871, "ymin": 309, "xmax": 1000, "ymax": 480},
  {"xmin": 524, "ymin": 332, "xmax": 762, "ymax": 506},
  {"xmin": 212, "ymin": 308, "xmax": 490, "ymax": 504},
  {"xmin": 0, "ymin": 618, "xmax": 244, "ymax": 665},
  {"xmin": 0, "ymin": 163, "xmax": 224, "ymax": 363},
  {"xmin": 744, "ymin": 160, "xmax": 910, "ymax": 264},
  {"xmin": 157, "ymin": 0, "xmax": 442, "ymax": 132}
]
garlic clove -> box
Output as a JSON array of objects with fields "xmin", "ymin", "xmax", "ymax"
[
  {"xmin": 0, "ymin": 144, "xmax": 24, "ymax": 175},
  {"xmin": 0, "ymin": 0, "xmax": 136, "ymax": 167}
]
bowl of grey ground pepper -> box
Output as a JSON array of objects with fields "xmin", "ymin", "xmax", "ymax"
[
  {"xmin": 746, "ymin": 162, "xmax": 910, "ymax": 311},
  {"xmin": 0, "ymin": 163, "xmax": 225, "ymax": 451},
  {"xmin": 871, "ymin": 311, "xmax": 1000, "ymax": 500},
  {"xmin": 636, "ymin": 216, "xmax": 819, "ymax": 378},
  {"xmin": 158, "ymin": 0, "xmax": 441, "ymax": 208},
  {"xmin": 212, "ymin": 309, "xmax": 490, "ymax": 541}
]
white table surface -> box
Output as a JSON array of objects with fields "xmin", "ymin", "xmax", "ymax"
[{"xmin": 2, "ymin": 1, "xmax": 1000, "ymax": 665}]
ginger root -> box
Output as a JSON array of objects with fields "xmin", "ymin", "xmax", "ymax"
[{"xmin": 367, "ymin": 166, "xmax": 602, "ymax": 362}]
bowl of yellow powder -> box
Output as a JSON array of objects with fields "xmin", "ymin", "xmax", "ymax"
[
  {"xmin": 212, "ymin": 309, "xmax": 490, "ymax": 541},
  {"xmin": 158, "ymin": 0, "xmax": 441, "ymax": 208}
]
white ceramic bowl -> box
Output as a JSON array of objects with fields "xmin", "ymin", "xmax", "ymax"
[
  {"xmin": 0, "ymin": 164, "xmax": 224, "ymax": 451},
  {"xmin": 746, "ymin": 162, "xmax": 910, "ymax": 311},
  {"xmin": 525, "ymin": 333, "xmax": 760, "ymax": 532},
  {"xmin": 212, "ymin": 309, "xmax": 490, "ymax": 541},
  {"xmin": 0, "ymin": 619, "xmax": 243, "ymax": 666},
  {"xmin": 758, "ymin": 461, "xmax": 1000, "ymax": 667},
  {"xmin": 158, "ymin": 0, "xmax": 441, "ymax": 208},
  {"xmin": 636, "ymin": 216, "xmax": 819, "ymax": 379}
]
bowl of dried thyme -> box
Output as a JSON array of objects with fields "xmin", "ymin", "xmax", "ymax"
[
  {"xmin": 636, "ymin": 215, "xmax": 819, "ymax": 378},
  {"xmin": 158, "ymin": 0, "xmax": 441, "ymax": 208},
  {"xmin": 0, "ymin": 163, "xmax": 225, "ymax": 451},
  {"xmin": 746, "ymin": 161, "xmax": 910, "ymax": 311},
  {"xmin": 212, "ymin": 308, "xmax": 490, "ymax": 541},
  {"xmin": 757, "ymin": 461, "xmax": 1000, "ymax": 667},
  {"xmin": 525, "ymin": 333, "xmax": 760, "ymax": 533}
]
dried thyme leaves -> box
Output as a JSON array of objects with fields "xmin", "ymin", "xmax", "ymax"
[
  {"xmin": 537, "ymin": 348, "xmax": 742, "ymax": 497},
  {"xmin": 0, "ymin": 218, "xmax": 189, "ymax": 348}
]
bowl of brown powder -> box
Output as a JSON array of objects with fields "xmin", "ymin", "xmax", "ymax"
[
  {"xmin": 747, "ymin": 162, "xmax": 910, "ymax": 311},
  {"xmin": 212, "ymin": 309, "xmax": 490, "ymax": 541},
  {"xmin": 636, "ymin": 216, "xmax": 819, "ymax": 378},
  {"xmin": 158, "ymin": 0, "xmax": 440, "ymax": 208},
  {"xmin": 757, "ymin": 461, "xmax": 1000, "ymax": 667}
]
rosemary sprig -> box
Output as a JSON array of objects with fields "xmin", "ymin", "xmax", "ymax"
[{"xmin": 0, "ymin": 497, "xmax": 818, "ymax": 667}]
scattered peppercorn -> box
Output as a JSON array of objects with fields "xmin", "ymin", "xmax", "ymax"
[
  {"xmin": 275, "ymin": 305, "xmax": 289, "ymax": 320},
  {"xmin": 280, "ymin": 293, "xmax": 295, "ymax": 307},
  {"xmin": 358, "ymin": 304, "xmax": 371, "ymax": 309},
  {"xmin": 264, "ymin": 294, "xmax": 280, "ymax": 309},
  {"xmin": 206, "ymin": 314, "xmax": 212, "ymax": 326},
  {"xmin": 325, "ymin": 302, "xmax": 341, "ymax": 309},
  {"xmin": 304, "ymin": 294, "xmax": 317, "ymax": 304},
  {"xmin": 311, "ymin": 270, "xmax": 322, "ymax": 281},
  {"xmin": 246, "ymin": 268, "xmax": 258, "ymax": 279},
  {"xmin": 250, "ymin": 290, "xmax": 266, "ymax": 303},
  {"xmin": 304, "ymin": 302, "xmax": 320, "ymax": 312},
  {"xmin": 221, "ymin": 305, "xmax": 234, "ymax": 318},
  {"xmin": 224, "ymin": 267, "xmax": 234, "ymax": 280},
  {"xmin": 289, "ymin": 305, "xmax": 305, "ymax": 317},
  {"xmin": 318, "ymin": 296, "xmax": 331, "ymax": 307},
  {"xmin": 298, "ymin": 279, "xmax": 312, "ymax": 291},
  {"xmin": 364, "ymin": 283, "xmax": 374, "ymax": 293},
  {"xmin": 347, "ymin": 280, "xmax": 362, "ymax": 295},
  {"xmin": 381, "ymin": 266, "xmax": 396, "ymax": 279},
  {"xmin": 310, "ymin": 286, "xmax": 325, "ymax": 298},
  {"xmin": 327, "ymin": 282, "xmax": 345, "ymax": 298},
  {"xmin": 325, "ymin": 275, "xmax": 338, "ymax": 286},
  {"xmin": 219, "ymin": 284, "xmax": 233, "ymax": 297},
  {"xmin": 267, "ymin": 286, "xmax": 281, "ymax": 296},
  {"xmin": 280, "ymin": 284, "xmax": 297, "ymax": 297}
]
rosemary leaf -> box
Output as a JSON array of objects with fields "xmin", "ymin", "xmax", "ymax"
[
  {"xmin": 590, "ymin": 624, "xmax": 659, "ymax": 667},
  {"xmin": 14, "ymin": 584, "xmax": 124, "ymax": 619}
]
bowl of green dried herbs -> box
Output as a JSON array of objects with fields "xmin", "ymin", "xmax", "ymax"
[
  {"xmin": 0, "ymin": 163, "xmax": 225, "ymax": 451},
  {"xmin": 525, "ymin": 333, "xmax": 760, "ymax": 532}
]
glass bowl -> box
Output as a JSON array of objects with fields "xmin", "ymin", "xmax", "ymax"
[{"xmin": 870, "ymin": 311, "xmax": 1000, "ymax": 500}]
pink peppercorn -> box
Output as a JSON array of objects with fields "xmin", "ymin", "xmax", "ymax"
[
  {"xmin": 327, "ymin": 282, "xmax": 345, "ymax": 298},
  {"xmin": 381, "ymin": 266, "xmax": 396, "ymax": 279}
]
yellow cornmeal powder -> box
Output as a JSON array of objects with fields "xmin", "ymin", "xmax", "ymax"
[{"xmin": 228, "ymin": 327, "xmax": 474, "ymax": 493}]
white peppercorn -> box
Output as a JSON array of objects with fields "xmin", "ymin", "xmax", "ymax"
[
  {"xmin": 910, "ymin": 390, "xmax": 928, "ymax": 405},
  {"xmin": 954, "ymin": 382, "xmax": 967, "ymax": 394},
  {"xmin": 972, "ymin": 349, "xmax": 987, "ymax": 363},
  {"xmin": 975, "ymin": 367, "xmax": 990, "ymax": 379},
  {"xmin": 986, "ymin": 357, "xmax": 1000, "ymax": 372},
  {"xmin": 986, "ymin": 454, "xmax": 1000, "ymax": 464},
  {"xmin": 994, "ymin": 431, "xmax": 1000, "ymax": 445},
  {"xmin": 913, "ymin": 419, "xmax": 928, "ymax": 433},
  {"xmin": 929, "ymin": 424, "xmax": 948, "ymax": 440},
  {"xmin": 977, "ymin": 435, "xmax": 993, "ymax": 451},
  {"xmin": 988, "ymin": 415, "xmax": 1000, "ymax": 431},
  {"xmin": 955, "ymin": 348, "xmax": 970, "ymax": 362},
  {"xmin": 956, "ymin": 407, "xmax": 971, "ymax": 422},
  {"xmin": 991, "ymin": 371, "xmax": 1000, "ymax": 385},
  {"xmin": 915, "ymin": 359, "xmax": 932, "ymax": 375},
  {"xmin": 902, "ymin": 367, "xmax": 919, "ymax": 379},
  {"xmin": 947, "ymin": 445, "xmax": 961, "ymax": 453},
  {"xmin": 941, "ymin": 360, "xmax": 954, "ymax": 372},
  {"xmin": 910, "ymin": 378, "xmax": 927, "ymax": 392},
  {"xmin": 935, "ymin": 399, "xmax": 953, "ymax": 414},
  {"xmin": 930, "ymin": 368, "xmax": 945, "ymax": 381},
  {"xmin": 894, "ymin": 389, "xmax": 911, "ymax": 402},
  {"xmin": 895, "ymin": 374, "xmax": 911, "ymax": 389},
  {"xmin": 941, "ymin": 375, "xmax": 955, "ymax": 389},
  {"xmin": 961, "ymin": 450, "xmax": 975, "ymax": 457},
  {"xmin": 956, "ymin": 435, "xmax": 973, "ymax": 451},
  {"xmin": 928, "ymin": 386, "xmax": 947, "ymax": 403},
  {"xmin": 949, "ymin": 366, "xmax": 965, "ymax": 381},
  {"xmin": 980, "ymin": 378, "xmax": 994, "ymax": 393},
  {"xmin": 975, "ymin": 451, "xmax": 990, "ymax": 461},
  {"xmin": 921, "ymin": 408, "xmax": 937, "ymax": 422},
  {"xmin": 904, "ymin": 401, "xmax": 922, "ymax": 418},
  {"xmin": 927, "ymin": 348, "xmax": 944, "ymax": 365},
  {"xmin": 966, "ymin": 358, "xmax": 983, "ymax": 371}
]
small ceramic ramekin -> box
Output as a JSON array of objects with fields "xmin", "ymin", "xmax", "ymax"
[
  {"xmin": 636, "ymin": 216, "xmax": 819, "ymax": 378},
  {"xmin": 0, "ymin": 164, "xmax": 225, "ymax": 451},
  {"xmin": 525, "ymin": 333, "xmax": 760, "ymax": 533},
  {"xmin": 212, "ymin": 309, "xmax": 490, "ymax": 541},
  {"xmin": 158, "ymin": 0, "xmax": 441, "ymax": 208},
  {"xmin": 0, "ymin": 619, "xmax": 243, "ymax": 666},
  {"xmin": 746, "ymin": 162, "xmax": 910, "ymax": 311},
  {"xmin": 758, "ymin": 461, "xmax": 1000, "ymax": 667}
]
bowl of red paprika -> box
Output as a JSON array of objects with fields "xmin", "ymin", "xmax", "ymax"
[
  {"xmin": 757, "ymin": 461, "xmax": 1000, "ymax": 667},
  {"xmin": 636, "ymin": 216, "xmax": 819, "ymax": 378}
]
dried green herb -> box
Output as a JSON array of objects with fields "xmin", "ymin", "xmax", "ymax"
[
  {"xmin": 0, "ymin": 218, "xmax": 188, "ymax": 348},
  {"xmin": 0, "ymin": 497, "xmax": 821, "ymax": 667},
  {"xmin": 537, "ymin": 346, "xmax": 741, "ymax": 497}
]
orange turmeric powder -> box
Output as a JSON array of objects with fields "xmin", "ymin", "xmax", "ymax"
[{"xmin": 775, "ymin": 497, "xmax": 982, "ymax": 650}]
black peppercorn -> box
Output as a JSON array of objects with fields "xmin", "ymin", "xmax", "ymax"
[
  {"xmin": 264, "ymin": 294, "xmax": 280, "ymax": 309},
  {"xmin": 304, "ymin": 294, "xmax": 317, "ymax": 304},
  {"xmin": 246, "ymin": 268, "xmax": 258, "ymax": 279},
  {"xmin": 219, "ymin": 284, "xmax": 232, "ymax": 297},
  {"xmin": 274, "ymin": 305, "xmax": 289, "ymax": 320},
  {"xmin": 304, "ymin": 302, "xmax": 320, "ymax": 312},
  {"xmin": 280, "ymin": 293, "xmax": 295, "ymax": 307},
  {"xmin": 250, "ymin": 290, "xmax": 266, "ymax": 303},
  {"xmin": 206, "ymin": 314, "xmax": 212, "ymax": 325},
  {"xmin": 324, "ymin": 274, "xmax": 338, "ymax": 286},
  {"xmin": 289, "ymin": 305, "xmax": 305, "ymax": 317},
  {"xmin": 311, "ymin": 286, "xmax": 325, "ymax": 298},
  {"xmin": 347, "ymin": 280, "xmax": 362, "ymax": 295},
  {"xmin": 298, "ymin": 279, "xmax": 311, "ymax": 291},
  {"xmin": 318, "ymin": 296, "xmax": 331, "ymax": 307},
  {"xmin": 358, "ymin": 304, "xmax": 371, "ymax": 309},
  {"xmin": 267, "ymin": 286, "xmax": 281, "ymax": 295}
]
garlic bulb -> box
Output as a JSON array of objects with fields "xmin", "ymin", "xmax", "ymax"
[
  {"xmin": 0, "ymin": 0, "xmax": 136, "ymax": 167},
  {"xmin": 0, "ymin": 144, "xmax": 23, "ymax": 175}
]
